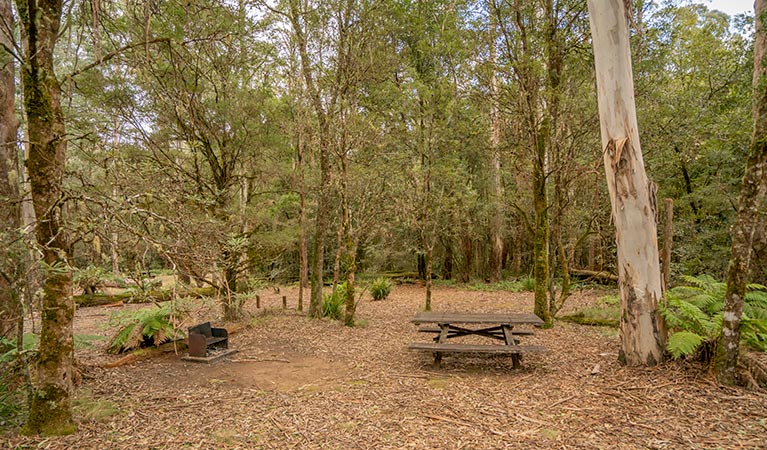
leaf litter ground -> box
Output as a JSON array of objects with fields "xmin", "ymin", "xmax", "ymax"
[{"xmin": 3, "ymin": 284, "xmax": 766, "ymax": 449}]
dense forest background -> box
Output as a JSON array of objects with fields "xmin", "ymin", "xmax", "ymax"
[{"xmin": 5, "ymin": 0, "xmax": 765, "ymax": 297}]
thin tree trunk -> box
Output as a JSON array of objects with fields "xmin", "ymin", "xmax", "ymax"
[
  {"xmin": 587, "ymin": 0, "xmax": 665, "ymax": 366},
  {"xmin": 716, "ymin": 0, "xmax": 767, "ymax": 385},
  {"xmin": 489, "ymin": 18, "xmax": 503, "ymax": 283},
  {"xmin": 16, "ymin": 0, "xmax": 77, "ymax": 435},
  {"xmin": 332, "ymin": 220, "xmax": 344, "ymax": 294},
  {"xmin": 661, "ymin": 198, "xmax": 673, "ymax": 292},
  {"xmin": 425, "ymin": 242, "xmax": 433, "ymax": 311},
  {"xmin": 442, "ymin": 236, "xmax": 453, "ymax": 280},
  {"xmin": 109, "ymin": 119, "xmax": 120, "ymax": 276},
  {"xmin": 289, "ymin": 0, "xmax": 331, "ymax": 318},
  {"xmin": 512, "ymin": 228, "xmax": 522, "ymax": 275},
  {"xmin": 344, "ymin": 239, "xmax": 358, "ymax": 327},
  {"xmin": 297, "ymin": 130, "xmax": 308, "ymax": 312},
  {"xmin": 0, "ymin": 0, "xmax": 20, "ymax": 340},
  {"xmin": 533, "ymin": 123, "xmax": 551, "ymax": 326},
  {"xmin": 461, "ymin": 232, "xmax": 472, "ymax": 283}
]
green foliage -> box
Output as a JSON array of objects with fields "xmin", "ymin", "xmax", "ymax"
[
  {"xmin": 107, "ymin": 301, "xmax": 188, "ymax": 354},
  {"xmin": 559, "ymin": 307, "xmax": 620, "ymax": 327},
  {"xmin": 1, "ymin": 333, "xmax": 104, "ymax": 364},
  {"xmin": 73, "ymin": 266, "xmax": 108, "ymax": 294},
  {"xmin": 467, "ymin": 277, "xmax": 536, "ymax": 293},
  {"xmin": 370, "ymin": 277, "xmax": 393, "ymax": 301},
  {"xmin": 598, "ymin": 295, "xmax": 620, "ymax": 307},
  {"xmin": 322, "ymin": 283, "xmax": 347, "ymax": 320},
  {"xmin": 667, "ymin": 331, "xmax": 705, "ymax": 359},
  {"xmin": 661, "ymin": 275, "xmax": 767, "ymax": 360},
  {"xmin": 0, "ymin": 376, "xmax": 24, "ymax": 429}
]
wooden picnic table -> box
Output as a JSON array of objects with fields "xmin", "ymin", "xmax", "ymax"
[{"xmin": 409, "ymin": 311, "xmax": 546, "ymax": 368}]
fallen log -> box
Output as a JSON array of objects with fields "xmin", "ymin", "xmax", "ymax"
[{"xmin": 569, "ymin": 269, "xmax": 619, "ymax": 284}]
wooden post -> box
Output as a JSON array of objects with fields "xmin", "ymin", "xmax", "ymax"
[
  {"xmin": 256, "ymin": 295, "xmax": 260, "ymax": 309},
  {"xmin": 282, "ymin": 295, "xmax": 287, "ymax": 309},
  {"xmin": 662, "ymin": 199, "xmax": 673, "ymax": 293}
]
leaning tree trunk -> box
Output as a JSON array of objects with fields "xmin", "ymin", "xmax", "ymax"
[
  {"xmin": 16, "ymin": 0, "xmax": 77, "ymax": 435},
  {"xmin": 0, "ymin": 0, "xmax": 20, "ymax": 340},
  {"xmin": 716, "ymin": 0, "xmax": 767, "ymax": 385},
  {"xmin": 587, "ymin": 0, "xmax": 665, "ymax": 366}
]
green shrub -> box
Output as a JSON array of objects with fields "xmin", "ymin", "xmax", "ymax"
[
  {"xmin": 661, "ymin": 275, "xmax": 767, "ymax": 360},
  {"xmin": 520, "ymin": 276, "xmax": 535, "ymax": 292},
  {"xmin": 107, "ymin": 300, "xmax": 188, "ymax": 354},
  {"xmin": 0, "ymin": 376, "xmax": 23, "ymax": 429},
  {"xmin": 598, "ymin": 294, "xmax": 620, "ymax": 307},
  {"xmin": 322, "ymin": 283, "xmax": 346, "ymax": 320},
  {"xmin": 73, "ymin": 266, "xmax": 108, "ymax": 294},
  {"xmin": 466, "ymin": 277, "xmax": 536, "ymax": 293},
  {"xmin": 1, "ymin": 333, "xmax": 103, "ymax": 364},
  {"xmin": 370, "ymin": 277, "xmax": 393, "ymax": 301}
]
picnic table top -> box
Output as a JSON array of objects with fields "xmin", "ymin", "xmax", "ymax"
[{"xmin": 411, "ymin": 311, "xmax": 544, "ymax": 326}]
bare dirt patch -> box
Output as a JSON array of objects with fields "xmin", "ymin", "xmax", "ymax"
[{"xmin": 3, "ymin": 284, "xmax": 766, "ymax": 449}]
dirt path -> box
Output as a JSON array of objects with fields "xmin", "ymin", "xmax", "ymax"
[{"xmin": 4, "ymin": 284, "xmax": 766, "ymax": 449}]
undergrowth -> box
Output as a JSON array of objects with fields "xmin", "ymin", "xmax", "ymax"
[
  {"xmin": 107, "ymin": 300, "xmax": 190, "ymax": 354},
  {"xmin": 661, "ymin": 275, "xmax": 767, "ymax": 360},
  {"xmin": 559, "ymin": 294, "xmax": 620, "ymax": 327},
  {"xmin": 370, "ymin": 277, "xmax": 393, "ymax": 301},
  {"xmin": 322, "ymin": 283, "xmax": 346, "ymax": 320},
  {"xmin": 466, "ymin": 277, "xmax": 535, "ymax": 292}
]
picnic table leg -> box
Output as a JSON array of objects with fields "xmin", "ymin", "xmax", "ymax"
[
  {"xmin": 433, "ymin": 324, "xmax": 450, "ymax": 368},
  {"xmin": 502, "ymin": 325, "xmax": 521, "ymax": 369}
]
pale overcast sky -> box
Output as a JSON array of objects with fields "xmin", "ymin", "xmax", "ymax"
[{"xmin": 704, "ymin": 0, "xmax": 754, "ymax": 16}]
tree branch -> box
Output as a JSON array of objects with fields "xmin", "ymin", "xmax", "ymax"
[{"xmin": 61, "ymin": 37, "xmax": 170, "ymax": 82}]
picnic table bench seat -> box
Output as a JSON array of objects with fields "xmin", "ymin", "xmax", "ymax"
[{"xmin": 408, "ymin": 342, "xmax": 546, "ymax": 354}]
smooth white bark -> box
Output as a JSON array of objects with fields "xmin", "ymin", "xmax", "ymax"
[{"xmin": 587, "ymin": 0, "xmax": 665, "ymax": 365}]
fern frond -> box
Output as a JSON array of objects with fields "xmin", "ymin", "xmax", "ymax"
[
  {"xmin": 108, "ymin": 323, "xmax": 137, "ymax": 354},
  {"xmin": 667, "ymin": 331, "xmax": 705, "ymax": 359},
  {"xmin": 671, "ymin": 298, "xmax": 715, "ymax": 335}
]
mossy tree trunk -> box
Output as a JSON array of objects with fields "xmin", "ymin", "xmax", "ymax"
[
  {"xmin": 0, "ymin": 0, "xmax": 20, "ymax": 341},
  {"xmin": 15, "ymin": 0, "xmax": 77, "ymax": 435},
  {"xmin": 587, "ymin": 0, "xmax": 665, "ymax": 366},
  {"xmin": 343, "ymin": 239, "xmax": 358, "ymax": 327},
  {"xmin": 716, "ymin": 0, "xmax": 767, "ymax": 385},
  {"xmin": 532, "ymin": 124, "xmax": 551, "ymax": 325}
]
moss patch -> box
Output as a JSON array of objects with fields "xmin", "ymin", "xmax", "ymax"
[{"xmin": 73, "ymin": 391, "xmax": 121, "ymax": 422}]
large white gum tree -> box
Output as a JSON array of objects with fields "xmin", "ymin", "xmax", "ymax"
[{"xmin": 587, "ymin": 0, "xmax": 666, "ymax": 366}]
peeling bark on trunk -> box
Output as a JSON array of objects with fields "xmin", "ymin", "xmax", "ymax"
[
  {"xmin": 0, "ymin": 0, "xmax": 20, "ymax": 340},
  {"xmin": 16, "ymin": 0, "xmax": 77, "ymax": 435},
  {"xmin": 716, "ymin": 0, "xmax": 767, "ymax": 385},
  {"xmin": 587, "ymin": 0, "xmax": 665, "ymax": 366}
]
